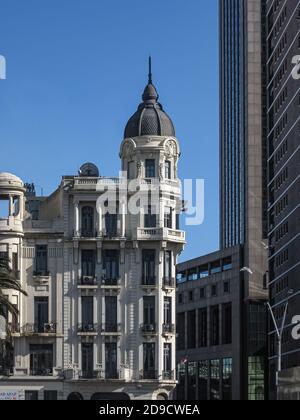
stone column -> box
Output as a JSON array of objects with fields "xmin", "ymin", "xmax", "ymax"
[{"xmin": 74, "ymin": 201, "xmax": 79, "ymax": 237}]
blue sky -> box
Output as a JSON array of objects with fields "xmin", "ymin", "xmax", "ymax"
[{"xmin": 0, "ymin": 0, "xmax": 219, "ymax": 261}]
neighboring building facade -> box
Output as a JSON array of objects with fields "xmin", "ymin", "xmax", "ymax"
[
  {"xmin": 0, "ymin": 72, "xmax": 185, "ymax": 400},
  {"xmin": 266, "ymin": 0, "xmax": 300, "ymax": 400},
  {"xmin": 173, "ymin": 0, "xmax": 268, "ymax": 400},
  {"xmin": 176, "ymin": 247, "xmax": 267, "ymax": 401}
]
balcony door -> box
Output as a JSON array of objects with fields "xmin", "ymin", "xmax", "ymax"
[
  {"xmin": 164, "ymin": 297, "xmax": 172, "ymax": 325},
  {"xmin": 143, "ymin": 343, "xmax": 155, "ymax": 378},
  {"xmin": 34, "ymin": 297, "xmax": 48, "ymax": 332},
  {"xmin": 81, "ymin": 250, "xmax": 96, "ymax": 278},
  {"xmin": 81, "ymin": 206, "xmax": 94, "ymax": 237},
  {"xmin": 105, "ymin": 296, "xmax": 117, "ymax": 331},
  {"xmin": 143, "ymin": 296, "xmax": 155, "ymax": 327},
  {"xmin": 142, "ymin": 250, "xmax": 156, "ymax": 284},
  {"xmin": 82, "ymin": 343, "xmax": 93, "ymax": 377},
  {"xmin": 105, "ymin": 343, "xmax": 117, "ymax": 379},
  {"xmin": 103, "ymin": 250, "xmax": 119, "ymax": 281},
  {"xmin": 82, "ymin": 296, "xmax": 94, "ymax": 331}
]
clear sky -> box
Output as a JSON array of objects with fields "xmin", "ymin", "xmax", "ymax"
[{"xmin": 0, "ymin": 0, "xmax": 220, "ymax": 262}]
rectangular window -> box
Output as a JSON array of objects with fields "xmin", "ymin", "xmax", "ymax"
[
  {"xmin": 142, "ymin": 250, "xmax": 156, "ymax": 285},
  {"xmin": 198, "ymin": 264, "xmax": 209, "ymax": 279},
  {"xmin": 144, "ymin": 205, "xmax": 156, "ymax": 228},
  {"xmin": 187, "ymin": 310, "xmax": 196, "ymax": 349},
  {"xmin": 35, "ymin": 245, "xmax": 48, "ymax": 275},
  {"xmin": 145, "ymin": 159, "xmax": 155, "ymax": 178},
  {"xmin": 176, "ymin": 313, "xmax": 185, "ymax": 351},
  {"xmin": 198, "ymin": 308, "xmax": 207, "ymax": 348},
  {"xmin": 210, "ymin": 359, "xmax": 220, "ymax": 400},
  {"xmin": 105, "ymin": 296, "xmax": 117, "ymax": 332},
  {"xmin": 200, "ymin": 287, "xmax": 206, "ymax": 299},
  {"xmin": 187, "ymin": 362, "xmax": 197, "ymax": 400},
  {"xmin": 210, "ymin": 306, "xmax": 219, "ymax": 346},
  {"xmin": 143, "ymin": 296, "xmax": 155, "ymax": 327},
  {"xmin": 163, "ymin": 344, "xmax": 172, "ymax": 375},
  {"xmin": 44, "ymin": 390, "xmax": 58, "ymax": 401},
  {"xmin": 81, "ymin": 250, "xmax": 96, "ymax": 278},
  {"xmin": 30, "ymin": 344, "xmax": 53, "ymax": 376},
  {"xmin": 12, "ymin": 252, "xmax": 18, "ymax": 277},
  {"xmin": 127, "ymin": 161, "xmax": 135, "ymax": 179},
  {"xmin": 164, "ymin": 250, "xmax": 172, "ymax": 279},
  {"xmin": 163, "ymin": 297, "xmax": 172, "ymax": 325},
  {"xmin": 34, "ymin": 297, "xmax": 49, "ymax": 332},
  {"xmin": 222, "ymin": 358, "xmax": 232, "ymax": 400},
  {"xmin": 165, "ymin": 160, "xmax": 171, "ymax": 179},
  {"xmin": 103, "ymin": 250, "xmax": 119, "ymax": 281},
  {"xmin": 25, "ymin": 391, "xmax": 38, "ymax": 400},
  {"xmin": 222, "ymin": 303, "xmax": 232, "ymax": 345},
  {"xmin": 81, "ymin": 343, "xmax": 93, "ymax": 378},
  {"xmin": 81, "ymin": 296, "xmax": 94, "ymax": 331},
  {"xmin": 198, "ymin": 361, "xmax": 208, "ymax": 400},
  {"xmin": 143, "ymin": 343, "xmax": 156, "ymax": 378},
  {"xmin": 164, "ymin": 207, "xmax": 172, "ymax": 229},
  {"xmin": 105, "ymin": 213, "xmax": 118, "ymax": 237},
  {"xmin": 105, "ymin": 342, "xmax": 118, "ymax": 379}
]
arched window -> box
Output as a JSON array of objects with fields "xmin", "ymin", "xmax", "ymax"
[
  {"xmin": 81, "ymin": 206, "xmax": 94, "ymax": 237},
  {"xmin": 67, "ymin": 392, "xmax": 84, "ymax": 400}
]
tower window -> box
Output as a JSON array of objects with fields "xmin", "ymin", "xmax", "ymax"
[
  {"xmin": 165, "ymin": 161, "xmax": 171, "ymax": 179},
  {"xmin": 145, "ymin": 159, "xmax": 155, "ymax": 178}
]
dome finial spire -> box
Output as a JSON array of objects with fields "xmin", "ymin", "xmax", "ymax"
[{"xmin": 148, "ymin": 55, "xmax": 152, "ymax": 84}]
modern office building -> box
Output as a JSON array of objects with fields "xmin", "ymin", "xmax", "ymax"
[
  {"xmin": 176, "ymin": 247, "xmax": 267, "ymax": 400},
  {"xmin": 0, "ymin": 70, "xmax": 185, "ymax": 399},
  {"xmin": 219, "ymin": 0, "xmax": 268, "ymax": 299},
  {"xmin": 266, "ymin": 0, "xmax": 300, "ymax": 400}
]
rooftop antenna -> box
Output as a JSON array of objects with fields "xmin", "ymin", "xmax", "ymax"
[{"xmin": 148, "ymin": 55, "xmax": 152, "ymax": 84}]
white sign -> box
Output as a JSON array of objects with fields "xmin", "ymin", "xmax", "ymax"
[
  {"xmin": 292, "ymin": 315, "xmax": 300, "ymax": 340},
  {"xmin": 0, "ymin": 390, "xmax": 20, "ymax": 400}
]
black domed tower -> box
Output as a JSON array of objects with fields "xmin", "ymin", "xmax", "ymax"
[{"xmin": 124, "ymin": 57, "xmax": 175, "ymax": 139}]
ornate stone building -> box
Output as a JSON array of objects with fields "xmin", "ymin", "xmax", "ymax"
[{"xmin": 0, "ymin": 69, "xmax": 185, "ymax": 400}]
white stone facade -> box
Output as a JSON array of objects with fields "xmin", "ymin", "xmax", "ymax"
[{"xmin": 0, "ymin": 131, "xmax": 185, "ymax": 399}]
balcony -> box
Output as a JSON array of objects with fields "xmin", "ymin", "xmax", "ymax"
[
  {"xmin": 100, "ymin": 277, "xmax": 121, "ymax": 288},
  {"xmin": 100, "ymin": 323, "xmax": 122, "ymax": 335},
  {"xmin": 33, "ymin": 270, "xmax": 50, "ymax": 278},
  {"xmin": 30, "ymin": 367, "xmax": 53, "ymax": 377},
  {"xmin": 139, "ymin": 370, "xmax": 158, "ymax": 380},
  {"xmin": 78, "ymin": 276, "xmax": 98, "ymax": 288},
  {"xmin": 162, "ymin": 370, "xmax": 175, "ymax": 381},
  {"xmin": 77, "ymin": 323, "xmax": 98, "ymax": 335},
  {"xmin": 79, "ymin": 370, "xmax": 104, "ymax": 380},
  {"xmin": 22, "ymin": 323, "xmax": 57, "ymax": 336},
  {"xmin": 140, "ymin": 323, "xmax": 157, "ymax": 335},
  {"xmin": 141, "ymin": 276, "xmax": 157, "ymax": 288},
  {"xmin": 136, "ymin": 227, "xmax": 185, "ymax": 243},
  {"xmin": 162, "ymin": 277, "xmax": 176, "ymax": 290},
  {"xmin": 162, "ymin": 323, "xmax": 176, "ymax": 336},
  {"xmin": 80, "ymin": 229, "xmax": 97, "ymax": 239}
]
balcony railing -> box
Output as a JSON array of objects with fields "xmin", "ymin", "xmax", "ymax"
[
  {"xmin": 100, "ymin": 323, "xmax": 121, "ymax": 334},
  {"xmin": 140, "ymin": 370, "xmax": 158, "ymax": 380},
  {"xmin": 162, "ymin": 370, "xmax": 175, "ymax": 381},
  {"xmin": 80, "ymin": 229, "xmax": 97, "ymax": 238},
  {"xmin": 163, "ymin": 277, "xmax": 176, "ymax": 288},
  {"xmin": 162, "ymin": 323, "xmax": 176, "ymax": 335},
  {"xmin": 140, "ymin": 323, "xmax": 157, "ymax": 334},
  {"xmin": 33, "ymin": 271, "xmax": 51, "ymax": 277},
  {"xmin": 77, "ymin": 323, "xmax": 98, "ymax": 333},
  {"xmin": 22, "ymin": 323, "xmax": 57, "ymax": 335},
  {"xmin": 79, "ymin": 276, "xmax": 97, "ymax": 286},
  {"xmin": 141, "ymin": 276, "xmax": 156, "ymax": 286},
  {"xmin": 30, "ymin": 367, "xmax": 53, "ymax": 376},
  {"xmin": 136, "ymin": 227, "xmax": 185, "ymax": 242},
  {"xmin": 101, "ymin": 277, "xmax": 121, "ymax": 287},
  {"xmin": 79, "ymin": 370, "xmax": 102, "ymax": 379}
]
